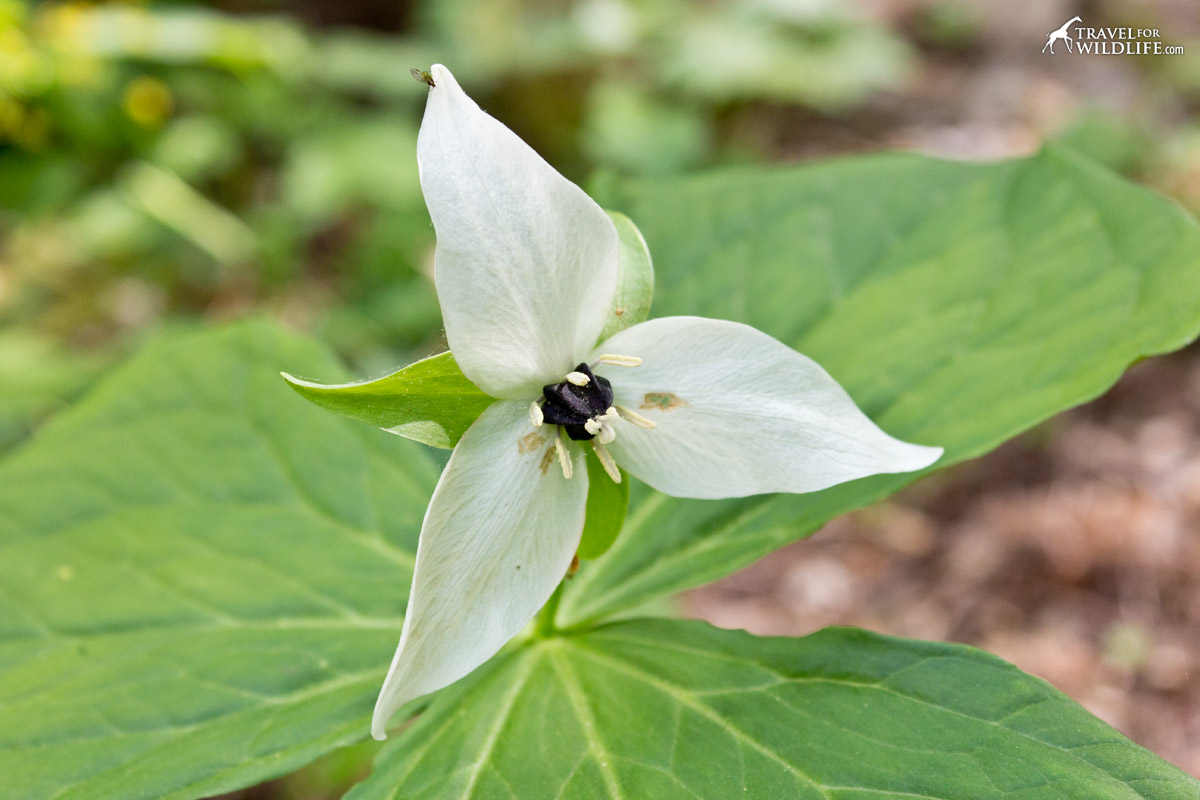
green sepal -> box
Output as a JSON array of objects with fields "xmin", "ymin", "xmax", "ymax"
[
  {"xmin": 282, "ymin": 350, "xmax": 494, "ymax": 449},
  {"xmin": 576, "ymin": 448, "xmax": 629, "ymax": 560},
  {"xmin": 597, "ymin": 210, "xmax": 655, "ymax": 342}
]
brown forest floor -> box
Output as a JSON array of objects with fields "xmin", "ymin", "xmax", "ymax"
[{"xmin": 688, "ymin": 343, "xmax": 1200, "ymax": 776}]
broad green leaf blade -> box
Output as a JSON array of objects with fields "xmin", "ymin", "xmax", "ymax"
[
  {"xmin": 0, "ymin": 321, "xmax": 437, "ymax": 800},
  {"xmin": 0, "ymin": 331, "xmax": 103, "ymax": 452},
  {"xmin": 350, "ymin": 619, "xmax": 1200, "ymax": 799},
  {"xmin": 562, "ymin": 146, "xmax": 1200, "ymax": 625},
  {"xmin": 597, "ymin": 210, "xmax": 655, "ymax": 341},
  {"xmin": 576, "ymin": 452, "xmax": 629, "ymax": 560},
  {"xmin": 283, "ymin": 350, "xmax": 495, "ymax": 449}
]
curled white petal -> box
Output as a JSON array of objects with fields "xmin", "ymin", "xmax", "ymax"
[
  {"xmin": 418, "ymin": 64, "xmax": 618, "ymax": 399},
  {"xmin": 595, "ymin": 316, "xmax": 943, "ymax": 499},
  {"xmin": 371, "ymin": 401, "xmax": 587, "ymax": 739}
]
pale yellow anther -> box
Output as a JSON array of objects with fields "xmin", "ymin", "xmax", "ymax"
[
  {"xmin": 529, "ymin": 401, "xmax": 544, "ymax": 428},
  {"xmin": 615, "ymin": 405, "xmax": 656, "ymax": 429},
  {"xmin": 554, "ymin": 429, "xmax": 573, "ymax": 480},
  {"xmin": 566, "ymin": 371, "xmax": 590, "ymax": 386},
  {"xmin": 597, "ymin": 423, "xmax": 616, "ymax": 445},
  {"xmin": 584, "ymin": 407, "xmax": 621, "ymax": 442},
  {"xmin": 592, "ymin": 440, "xmax": 621, "ymax": 483},
  {"xmin": 594, "ymin": 354, "xmax": 642, "ymax": 368}
]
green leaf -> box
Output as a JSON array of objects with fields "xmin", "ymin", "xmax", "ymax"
[
  {"xmin": 562, "ymin": 146, "xmax": 1200, "ymax": 625},
  {"xmin": 577, "ymin": 452, "xmax": 629, "ymax": 561},
  {"xmin": 597, "ymin": 210, "xmax": 655, "ymax": 342},
  {"xmin": 283, "ymin": 350, "xmax": 495, "ymax": 449},
  {"xmin": 0, "ymin": 321, "xmax": 434, "ymax": 800},
  {"xmin": 0, "ymin": 331, "xmax": 104, "ymax": 452},
  {"xmin": 350, "ymin": 619, "xmax": 1200, "ymax": 799}
]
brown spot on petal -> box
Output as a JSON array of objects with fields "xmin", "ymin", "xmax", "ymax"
[
  {"xmin": 538, "ymin": 446, "xmax": 556, "ymax": 475},
  {"xmin": 641, "ymin": 392, "xmax": 691, "ymax": 412},
  {"xmin": 519, "ymin": 432, "xmax": 546, "ymax": 454}
]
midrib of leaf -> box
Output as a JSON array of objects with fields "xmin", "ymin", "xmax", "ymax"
[
  {"xmin": 454, "ymin": 652, "xmax": 541, "ymax": 800},
  {"xmin": 549, "ymin": 646, "xmax": 625, "ymax": 800},
  {"xmin": 563, "ymin": 638, "xmax": 831, "ymax": 799},
  {"xmin": 570, "ymin": 631, "xmax": 1151, "ymax": 800}
]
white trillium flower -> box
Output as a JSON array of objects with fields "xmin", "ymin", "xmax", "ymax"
[{"xmin": 371, "ymin": 64, "xmax": 943, "ymax": 740}]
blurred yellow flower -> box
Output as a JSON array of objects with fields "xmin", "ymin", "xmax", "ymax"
[{"xmin": 122, "ymin": 75, "xmax": 172, "ymax": 126}]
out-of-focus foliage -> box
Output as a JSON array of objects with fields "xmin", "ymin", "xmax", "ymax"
[
  {"xmin": 0, "ymin": 1, "xmax": 438, "ymax": 378},
  {"xmin": 0, "ymin": 0, "xmax": 914, "ymax": 455}
]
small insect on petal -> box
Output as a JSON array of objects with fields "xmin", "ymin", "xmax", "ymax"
[
  {"xmin": 595, "ymin": 353, "xmax": 642, "ymax": 368},
  {"xmin": 410, "ymin": 68, "xmax": 436, "ymax": 87}
]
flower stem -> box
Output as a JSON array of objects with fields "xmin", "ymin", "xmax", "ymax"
[{"xmin": 535, "ymin": 581, "xmax": 565, "ymax": 638}]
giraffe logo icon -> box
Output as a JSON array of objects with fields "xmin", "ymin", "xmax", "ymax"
[{"xmin": 1043, "ymin": 16, "xmax": 1082, "ymax": 54}]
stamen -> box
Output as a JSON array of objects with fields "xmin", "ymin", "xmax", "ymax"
[
  {"xmin": 554, "ymin": 429, "xmax": 573, "ymax": 480},
  {"xmin": 615, "ymin": 405, "xmax": 656, "ymax": 429},
  {"xmin": 592, "ymin": 440, "xmax": 621, "ymax": 483},
  {"xmin": 594, "ymin": 354, "xmax": 643, "ymax": 368},
  {"xmin": 597, "ymin": 422, "xmax": 616, "ymax": 445},
  {"xmin": 566, "ymin": 371, "xmax": 590, "ymax": 386},
  {"xmin": 529, "ymin": 401, "xmax": 544, "ymax": 428}
]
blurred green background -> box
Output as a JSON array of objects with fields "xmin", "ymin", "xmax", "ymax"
[
  {"xmin": 3, "ymin": 0, "xmax": 1197, "ymax": 454},
  {"xmin": 2, "ymin": 1, "xmax": 1198, "ymax": 796}
]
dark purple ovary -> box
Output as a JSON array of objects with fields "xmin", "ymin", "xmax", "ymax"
[{"xmin": 540, "ymin": 363, "xmax": 613, "ymax": 440}]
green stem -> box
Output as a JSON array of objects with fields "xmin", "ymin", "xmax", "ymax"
[{"xmin": 535, "ymin": 580, "xmax": 565, "ymax": 638}]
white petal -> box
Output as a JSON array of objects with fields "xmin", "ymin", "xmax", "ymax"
[
  {"xmin": 371, "ymin": 400, "xmax": 587, "ymax": 739},
  {"xmin": 419, "ymin": 65, "xmax": 619, "ymax": 399},
  {"xmin": 595, "ymin": 317, "xmax": 943, "ymax": 499}
]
